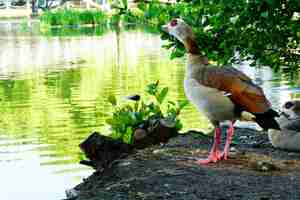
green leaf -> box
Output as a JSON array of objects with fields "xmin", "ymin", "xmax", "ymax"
[
  {"xmin": 175, "ymin": 120, "xmax": 183, "ymax": 131},
  {"xmin": 156, "ymin": 87, "xmax": 169, "ymax": 104},
  {"xmin": 261, "ymin": 11, "xmax": 268, "ymax": 18},
  {"xmin": 78, "ymin": 152, "xmax": 87, "ymax": 161},
  {"xmin": 137, "ymin": 2, "xmax": 146, "ymax": 11},
  {"xmin": 266, "ymin": 0, "xmax": 276, "ymax": 7},
  {"xmin": 119, "ymin": 112, "xmax": 133, "ymax": 125},
  {"xmin": 110, "ymin": 129, "xmax": 122, "ymax": 140},
  {"xmin": 160, "ymin": 31, "xmax": 172, "ymax": 40},
  {"xmin": 178, "ymin": 99, "xmax": 189, "ymax": 110},
  {"xmin": 146, "ymin": 81, "xmax": 159, "ymax": 95},
  {"xmin": 147, "ymin": 102, "xmax": 158, "ymax": 113},
  {"xmin": 170, "ymin": 48, "xmax": 185, "ymax": 60},
  {"xmin": 108, "ymin": 95, "xmax": 117, "ymax": 106},
  {"xmin": 167, "ymin": 107, "xmax": 177, "ymax": 118},
  {"xmin": 121, "ymin": 0, "xmax": 128, "ymax": 10},
  {"xmin": 161, "ymin": 42, "xmax": 175, "ymax": 49},
  {"xmin": 105, "ymin": 118, "xmax": 114, "ymax": 125},
  {"xmin": 123, "ymin": 127, "xmax": 133, "ymax": 144},
  {"xmin": 167, "ymin": 101, "xmax": 176, "ymax": 106}
]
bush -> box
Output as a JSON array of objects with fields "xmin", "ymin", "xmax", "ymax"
[{"xmin": 105, "ymin": 81, "xmax": 189, "ymax": 144}]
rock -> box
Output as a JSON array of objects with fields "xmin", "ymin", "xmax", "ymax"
[
  {"xmin": 160, "ymin": 118, "xmax": 176, "ymax": 128},
  {"xmin": 79, "ymin": 120, "xmax": 179, "ymax": 170},
  {"xmin": 134, "ymin": 128, "xmax": 148, "ymax": 141},
  {"xmin": 65, "ymin": 188, "xmax": 80, "ymax": 199},
  {"xmin": 133, "ymin": 118, "xmax": 178, "ymax": 149},
  {"xmin": 153, "ymin": 149, "xmax": 166, "ymax": 154},
  {"xmin": 118, "ymin": 161, "xmax": 131, "ymax": 167},
  {"xmin": 230, "ymin": 147, "xmax": 237, "ymax": 153},
  {"xmin": 79, "ymin": 132, "xmax": 132, "ymax": 170},
  {"xmin": 254, "ymin": 161, "xmax": 278, "ymax": 172},
  {"xmin": 239, "ymin": 136, "xmax": 248, "ymax": 140}
]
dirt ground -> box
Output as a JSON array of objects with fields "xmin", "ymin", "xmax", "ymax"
[{"xmin": 69, "ymin": 127, "xmax": 300, "ymax": 200}]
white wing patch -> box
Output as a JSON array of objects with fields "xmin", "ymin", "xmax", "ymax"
[{"xmin": 223, "ymin": 92, "xmax": 232, "ymax": 97}]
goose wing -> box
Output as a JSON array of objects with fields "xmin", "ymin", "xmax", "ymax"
[{"xmin": 193, "ymin": 65, "xmax": 271, "ymax": 114}]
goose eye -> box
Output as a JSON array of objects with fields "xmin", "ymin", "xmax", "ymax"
[
  {"xmin": 170, "ymin": 19, "xmax": 178, "ymax": 27},
  {"xmin": 284, "ymin": 101, "xmax": 294, "ymax": 109}
]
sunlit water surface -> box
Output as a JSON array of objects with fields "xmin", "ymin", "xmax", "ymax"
[{"xmin": 0, "ymin": 21, "xmax": 299, "ymax": 200}]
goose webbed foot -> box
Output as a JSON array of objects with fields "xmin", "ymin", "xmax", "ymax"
[
  {"xmin": 195, "ymin": 126, "xmax": 222, "ymax": 165},
  {"xmin": 195, "ymin": 122, "xmax": 235, "ymax": 164}
]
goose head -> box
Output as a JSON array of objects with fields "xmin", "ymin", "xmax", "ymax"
[
  {"xmin": 268, "ymin": 100, "xmax": 300, "ymax": 151},
  {"xmin": 162, "ymin": 18, "xmax": 195, "ymax": 44},
  {"xmin": 281, "ymin": 100, "xmax": 300, "ymax": 119},
  {"xmin": 162, "ymin": 18, "xmax": 202, "ymax": 55}
]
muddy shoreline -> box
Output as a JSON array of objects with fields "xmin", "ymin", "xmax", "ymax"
[{"xmin": 67, "ymin": 127, "xmax": 300, "ymax": 200}]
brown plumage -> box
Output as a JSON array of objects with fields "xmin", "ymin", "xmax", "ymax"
[{"xmin": 191, "ymin": 65, "xmax": 271, "ymax": 114}]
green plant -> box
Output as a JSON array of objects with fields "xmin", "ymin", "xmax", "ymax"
[
  {"xmin": 39, "ymin": 9, "xmax": 108, "ymax": 26},
  {"xmin": 105, "ymin": 81, "xmax": 189, "ymax": 144}
]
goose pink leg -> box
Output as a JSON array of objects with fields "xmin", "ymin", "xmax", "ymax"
[
  {"xmin": 195, "ymin": 127, "xmax": 222, "ymax": 164},
  {"xmin": 221, "ymin": 122, "xmax": 234, "ymax": 160}
]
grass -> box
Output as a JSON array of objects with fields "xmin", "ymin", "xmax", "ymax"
[{"xmin": 39, "ymin": 9, "xmax": 108, "ymax": 27}]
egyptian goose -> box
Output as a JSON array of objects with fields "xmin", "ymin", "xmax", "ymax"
[
  {"xmin": 162, "ymin": 18, "xmax": 281, "ymax": 164},
  {"xmin": 268, "ymin": 101, "xmax": 300, "ymax": 151}
]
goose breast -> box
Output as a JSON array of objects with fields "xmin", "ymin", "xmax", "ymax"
[{"xmin": 184, "ymin": 78, "xmax": 235, "ymax": 123}]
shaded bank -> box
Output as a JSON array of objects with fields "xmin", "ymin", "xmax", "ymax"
[{"xmin": 68, "ymin": 128, "xmax": 300, "ymax": 200}]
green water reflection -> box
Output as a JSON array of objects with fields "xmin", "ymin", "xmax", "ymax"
[{"xmin": 0, "ymin": 23, "xmax": 299, "ymax": 200}]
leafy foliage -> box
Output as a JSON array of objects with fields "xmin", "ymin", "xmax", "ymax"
[
  {"xmin": 135, "ymin": 0, "xmax": 300, "ymax": 71},
  {"xmin": 110, "ymin": 0, "xmax": 140, "ymax": 24},
  {"xmin": 105, "ymin": 81, "xmax": 189, "ymax": 144}
]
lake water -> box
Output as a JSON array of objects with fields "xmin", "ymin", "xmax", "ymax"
[{"xmin": 0, "ymin": 20, "xmax": 299, "ymax": 200}]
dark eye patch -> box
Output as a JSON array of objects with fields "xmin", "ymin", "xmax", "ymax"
[
  {"xmin": 284, "ymin": 101, "xmax": 294, "ymax": 109},
  {"xmin": 170, "ymin": 19, "xmax": 178, "ymax": 27}
]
